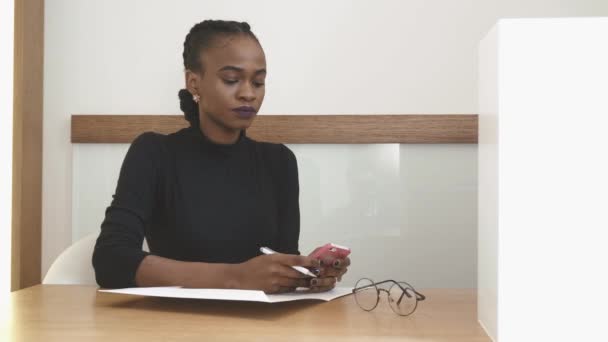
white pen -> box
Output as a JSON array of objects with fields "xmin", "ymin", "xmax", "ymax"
[{"xmin": 259, "ymin": 246, "xmax": 317, "ymax": 278}]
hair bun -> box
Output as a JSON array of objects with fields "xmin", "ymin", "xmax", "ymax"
[{"xmin": 178, "ymin": 89, "xmax": 199, "ymax": 126}]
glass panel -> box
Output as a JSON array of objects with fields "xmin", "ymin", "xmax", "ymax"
[
  {"xmin": 72, "ymin": 143, "xmax": 477, "ymax": 288},
  {"xmin": 72, "ymin": 144, "xmax": 129, "ymax": 242}
]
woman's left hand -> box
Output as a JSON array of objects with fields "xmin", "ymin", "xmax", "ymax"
[{"xmin": 307, "ymin": 256, "xmax": 351, "ymax": 292}]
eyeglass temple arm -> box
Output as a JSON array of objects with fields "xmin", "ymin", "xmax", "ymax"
[
  {"xmin": 352, "ymin": 279, "xmax": 426, "ymax": 300},
  {"xmin": 376, "ymin": 280, "xmax": 426, "ymax": 305},
  {"xmin": 352, "ymin": 279, "xmax": 394, "ymax": 292},
  {"xmin": 376, "ymin": 280, "xmax": 426, "ymax": 300}
]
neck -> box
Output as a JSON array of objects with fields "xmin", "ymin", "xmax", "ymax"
[{"xmin": 198, "ymin": 117, "xmax": 241, "ymax": 145}]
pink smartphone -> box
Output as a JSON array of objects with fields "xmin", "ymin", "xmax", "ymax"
[{"xmin": 309, "ymin": 243, "xmax": 351, "ymax": 264}]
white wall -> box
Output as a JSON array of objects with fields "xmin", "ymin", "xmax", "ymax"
[
  {"xmin": 479, "ymin": 18, "xmax": 608, "ymax": 341},
  {"xmin": 43, "ymin": 0, "xmax": 608, "ymax": 278}
]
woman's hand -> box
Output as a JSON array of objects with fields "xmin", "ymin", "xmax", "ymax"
[
  {"xmin": 306, "ymin": 249, "xmax": 351, "ymax": 293},
  {"xmin": 234, "ymin": 253, "xmax": 321, "ymax": 294}
]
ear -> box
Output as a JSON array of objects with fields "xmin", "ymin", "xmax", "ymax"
[{"xmin": 185, "ymin": 69, "xmax": 201, "ymax": 96}]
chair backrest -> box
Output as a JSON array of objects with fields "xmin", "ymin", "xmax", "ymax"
[{"xmin": 43, "ymin": 232, "xmax": 149, "ymax": 285}]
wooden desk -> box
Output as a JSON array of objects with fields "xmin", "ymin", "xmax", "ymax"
[{"xmin": 1, "ymin": 285, "xmax": 490, "ymax": 341}]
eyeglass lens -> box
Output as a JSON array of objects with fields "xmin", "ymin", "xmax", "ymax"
[
  {"xmin": 388, "ymin": 282, "xmax": 418, "ymax": 316},
  {"xmin": 354, "ymin": 278, "xmax": 379, "ymax": 311},
  {"xmin": 354, "ymin": 278, "xmax": 421, "ymax": 316}
]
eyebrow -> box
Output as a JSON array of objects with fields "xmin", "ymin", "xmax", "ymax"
[{"xmin": 218, "ymin": 65, "xmax": 266, "ymax": 75}]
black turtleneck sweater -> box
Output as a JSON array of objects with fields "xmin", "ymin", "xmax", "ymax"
[{"xmin": 92, "ymin": 125, "xmax": 300, "ymax": 288}]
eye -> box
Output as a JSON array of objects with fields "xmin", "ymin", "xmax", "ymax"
[
  {"xmin": 253, "ymin": 81, "xmax": 265, "ymax": 87},
  {"xmin": 223, "ymin": 79, "xmax": 238, "ymax": 85}
]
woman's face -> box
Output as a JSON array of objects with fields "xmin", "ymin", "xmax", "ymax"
[{"xmin": 187, "ymin": 34, "xmax": 266, "ymax": 133}]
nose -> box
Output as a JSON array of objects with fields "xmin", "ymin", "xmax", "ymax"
[{"xmin": 237, "ymin": 82, "xmax": 256, "ymax": 102}]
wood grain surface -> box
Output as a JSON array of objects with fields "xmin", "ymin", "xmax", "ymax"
[
  {"xmin": 2, "ymin": 285, "xmax": 490, "ymax": 341},
  {"xmin": 11, "ymin": 0, "xmax": 44, "ymax": 290},
  {"xmin": 71, "ymin": 114, "xmax": 478, "ymax": 144}
]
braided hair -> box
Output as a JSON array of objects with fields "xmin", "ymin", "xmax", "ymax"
[{"xmin": 178, "ymin": 20, "xmax": 259, "ymax": 127}]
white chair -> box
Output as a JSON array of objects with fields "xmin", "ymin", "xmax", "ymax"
[{"xmin": 43, "ymin": 232, "xmax": 149, "ymax": 285}]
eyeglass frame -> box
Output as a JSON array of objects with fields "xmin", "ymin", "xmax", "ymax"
[{"xmin": 352, "ymin": 278, "xmax": 426, "ymax": 316}]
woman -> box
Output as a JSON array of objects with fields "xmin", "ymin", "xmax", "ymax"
[{"xmin": 92, "ymin": 20, "xmax": 350, "ymax": 294}]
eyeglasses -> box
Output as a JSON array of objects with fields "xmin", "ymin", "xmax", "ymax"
[{"xmin": 352, "ymin": 278, "xmax": 426, "ymax": 316}]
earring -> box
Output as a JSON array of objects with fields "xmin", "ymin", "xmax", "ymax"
[{"xmin": 192, "ymin": 94, "xmax": 200, "ymax": 103}]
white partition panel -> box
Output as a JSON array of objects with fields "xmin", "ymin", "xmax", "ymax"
[
  {"xmin": 478, "ymin": 24, "xmax": 499, "ymax": 341},
  {"xmin": 478, "ymin": 18, "xmax": 608, "ymax": 341},
  {"xmin": 73, "ymin": 143, "xmax": 477, "ymax": 288}
]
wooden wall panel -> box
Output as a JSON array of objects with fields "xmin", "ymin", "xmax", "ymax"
[
  {"xmin": 71, "ymin": 114, "xmax": 478, "ymax": 144},
  {"xmin": 12, "ymin": 0, "xmax": 44, "ymax": 290}
]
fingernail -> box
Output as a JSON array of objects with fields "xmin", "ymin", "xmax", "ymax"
[
  {"xmin": 310, "ymin": 279, "xmax": 319, "ymax": 286},
  {"xmin": 333, "ymin": 260, "xmax": 341, "ymax": 268}
]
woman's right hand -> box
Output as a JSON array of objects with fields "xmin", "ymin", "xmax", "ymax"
[{"xmin": 234, "ymin": 253, "xmax": 321, "ymax": 294}]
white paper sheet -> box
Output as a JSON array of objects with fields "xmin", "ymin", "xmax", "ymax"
[{"xmin": 99, "ymin": 286, "xmax": 353, "ymax": 303}]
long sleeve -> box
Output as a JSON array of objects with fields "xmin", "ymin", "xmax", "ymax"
[
  {"xmin": 92, "ymin": 132, "xmax": 162, "ymax": 288},
  {"xmin": 276, "ymin": 144, "xmax": 301, "ymax": 255}
]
